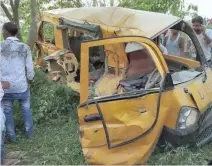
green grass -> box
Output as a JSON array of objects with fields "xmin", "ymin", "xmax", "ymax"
[
  {"xmin": 5, "ymin": 70, "xmax": 212, "ymax": 165},
  {"xmin": 6, "ymin": 118, "xmax": 212, "ymax": 165},
  {"xmin": 13, "ymin": 69, "xmax": 79, "ymax": 126},
  {"xmin": 6, "ymin": 119, "xmax": 86, "ymax": 165},
  {"xmin": 149, "ymin": 142, "xmax": 212, "ymax": 165}
]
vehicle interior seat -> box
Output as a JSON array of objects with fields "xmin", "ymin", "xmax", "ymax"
[{"xmin": 119, "ymin": 49, "xmax": 156, "ymax": 90}]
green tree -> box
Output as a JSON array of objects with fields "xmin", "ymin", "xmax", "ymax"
[
  {"xmin": 85, "ymin": 0, "xmax": 116, "ymax": 7},
  {"xmin": 1, "ymin": 0, "xmax": 84, "ymax": 47},
  {"xmin": 27, "ymin": 0, "xmax": 37, "ymax": 49},
  {"xmin": 1, "ymin": 0, "xmax": 22, "ymax": 40},
  {"xmin": 207, "ymin": 25, "xmax": 212, "ymax": 30},
  {"xmin": 46, "ymin": 0, "xmax": 83, "ymax": 9},
  {"xmin": 118, "ymin": 0, "xmax": 198, "ymax": 18}
]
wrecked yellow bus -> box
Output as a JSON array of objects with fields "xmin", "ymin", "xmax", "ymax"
[{"xmin": 36, "ymin": 7, "xmax": 212, "ymax": 165}]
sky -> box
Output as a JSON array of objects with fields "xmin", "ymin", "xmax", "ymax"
[{"xmin": 186, "ymin": 0, "xmax": 212, "ymax": 18}]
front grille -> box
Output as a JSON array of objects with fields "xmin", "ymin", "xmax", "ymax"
[
  {"xmin": 196, "ymin": 124, "xmax": 212, "ymax": 147},
  {"xmin": 199, "ymin": 106, "xmax": 211, "ymax": 123},
  {"xmin": 196, "ymin": 106, "xmax": 212, "ymax": 147}
]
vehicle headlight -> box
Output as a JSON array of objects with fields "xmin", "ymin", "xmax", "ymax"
[{"xmin": 177, "ymin": 107, "xmax": 199, "ymax": 129}]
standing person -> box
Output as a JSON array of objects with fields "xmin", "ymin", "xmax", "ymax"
[
  {"xmin": 160, "ymin": 30, "xmax": 170, "ymax": 45},
  {"xmin": 164, "ymin": 29, "xmax": 185, "ymax": 57},
  {"xmin": 0, "ymin": 81, "xmax": 6, "ymax": 165},
  {"xmin": 0, "ymin": 49, "xmax": 10, "ymax": 164},
  {"xmin": 192, "ymin": 16, "xmax": 212, "ymax": 61},
  {"xmin": 0, "ymin": 22, "xmax": 35, "ymax": 142},
  {"xmin": 1, "ymin": 34, "xmax": 6, "ymax": 164}
]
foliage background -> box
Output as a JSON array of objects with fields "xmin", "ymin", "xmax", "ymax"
[
  {"xmin": 14, "ymin": 69, "xmax": 79, "ymax": 127},
  {"xmin": 2, "ymin": 0, "xmax": 198, "ymax": 42},
  {"xmin": 1, "ymin": 0, "xmax": 211, "ymax": 165}
]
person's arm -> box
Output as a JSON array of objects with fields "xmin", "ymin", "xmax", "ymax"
[
  {"xmin": 163, "ymin": 36, "xmax": 168, "ymax": 46},
  {"xmin": 25, "ymin": 45, "xmax": 35, "ymax": 84},
  {"xmin": 0, "ymin": 82, "xmax": 4, "ymax": 101},
  {"xmin": 184, "ymin": 37, "xmax": 191, "ymax": 57},
  {"xmin": 179, "ymin": 37, "xmax": 185, "ymax": 57},
  {"xmin": 159, "ymin": 43, "xmax": 168, "ymax": 55},
  {"xmin": 0, "ymin": 48, "xmax": 10, "ymax": 89},
  {"xmin": 202, "ymin": 28, "xmax": 212, "ymax": 45}
]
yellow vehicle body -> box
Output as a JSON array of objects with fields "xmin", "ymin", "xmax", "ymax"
[{"xmin": 36, "ymin": 7, "xmax": 212, "ymax": 165}]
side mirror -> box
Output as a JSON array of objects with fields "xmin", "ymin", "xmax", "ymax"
[{"xmin": 163, "ymin": 73, "xmax": 174, "ymax": 90}]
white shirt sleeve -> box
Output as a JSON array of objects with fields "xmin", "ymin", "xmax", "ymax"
[
  {"xmin": 206, "ymin": 29, "xmax": 212, "ymax": 47},
  {"xmin": 159, "ymin": 43, "xmax": 168, "ymax": 54},
  {"xmin": 0, "ymin": 84, "xmax": 3, "ymax": 102},
  {"xmin": 0, "ymin": 49, "xmax": 5, "ymax": 133},
  {"xmin": 25, "ymin": 45, "xmax": 35, "ymax": 80},
  {"xmin": 0, "ymin": 106, "xmax": 5, "ymax": 132},
  {"xmin": 0, "ymin": 44, "xmax": 3, "ymax": 101}
]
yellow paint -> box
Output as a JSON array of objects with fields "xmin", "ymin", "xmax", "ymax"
[
  {"xmin": 164, "ymin": 55, "xmax": 200, "ymax": 68},
  {"xmin": 164, "ymin": 68, "xmax": 212, "ymax": 128},
  {"xmin": 94, "ymin": 74, "xmax": 124, "ymax": 96},
  {"xmin": 36, "ymin": 8, "xmax": 212, "ymax": 165},
  {"xmin": 78, "ymin": 92, "xmax": 172, "ymax": 164},
  {"xmin": 78, "ymin": 36, "xmax": 212, "ymax": 165},
  {"xmin": 80, "ymin": 37, "xmax": 169, "ymax": 104}
]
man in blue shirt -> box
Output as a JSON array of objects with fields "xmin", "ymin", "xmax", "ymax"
[{"xmin": 0, "ymin": 22, "xmax": 34, "ymax": 142}]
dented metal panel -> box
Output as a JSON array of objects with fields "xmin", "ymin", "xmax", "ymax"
[
  {"xmin": 78, "ymin": 92, "xmax": 172, "ymax": 164},
  {"xmin": 36, "ymin": 7, "xmax": 212, "ymax": 165},
  {"xmin": 43, "ymin": 7, "xmax": 181, "ymax": 38}
]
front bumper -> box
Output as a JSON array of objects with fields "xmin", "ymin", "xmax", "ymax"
[
  {"xmin": 161, "ymin": 106, "xmax": 212, "ymax": 147},
  {"xmin": 161, "ymin": 124, "xmax": 198, "ymax": 147}
]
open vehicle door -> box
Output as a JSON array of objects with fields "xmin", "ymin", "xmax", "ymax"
[
  {"xmin": 77, "ymin": 36, "xmax": 174, "ymax": 165},
  {"xmin": 35, "ymin": 21, "xmax": 60, "ymax": 68}
]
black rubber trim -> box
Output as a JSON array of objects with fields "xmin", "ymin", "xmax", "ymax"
[
  {"xmin": 84, "ymin": 114, "xmax": 101, "ymax": 122},
  {"xmin": 59, "ymin": 17, "xmax": 101, "ymax": 33},
  {"xmin": 79, "ymin": 84, "xmax": 174, "ymax": 107},
  {"xmin": 161, "ymin": 125, "xmax": 199, "ymax": 147},
  {"xmin": 81, "ymin": 35, "xmax": 155, "ymax": 43},
  {"xmin": 184, "ymin": 88, "xmax": 199, "ymax": 110},
  {"xmin": 92, "ymin": 74, "xmax": 167, "ymax": 149},
  {"xmin": 80, "ymin": 90, "xmax": 159, "ymax": 107}
]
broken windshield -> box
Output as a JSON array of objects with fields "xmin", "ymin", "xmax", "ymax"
[{"xmin": 171, "ymin": 69, "xmax": 202, "ymax": 85}]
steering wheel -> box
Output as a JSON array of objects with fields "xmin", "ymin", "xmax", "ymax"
[{"xmin": 145, "ymin": 68, "xmax": 161, "ymax": 89}]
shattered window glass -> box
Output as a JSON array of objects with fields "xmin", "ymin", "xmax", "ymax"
[
  {"xmin": 42, "ymin": 22, "xmax": 54, "ymax": 43},
  {"xmin": 88, "ymin": 42, "xmax": 160, "ymax": 100}
]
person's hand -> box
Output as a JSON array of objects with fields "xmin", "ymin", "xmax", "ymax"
[
  {"xmin": 202, "ymin": 25, "xmax": 206, "ymax": 36},
  {"xmin": 28, "ymin": 80, "xmax": 33, "ymax": 88},
  {"xmin": 2, "ymin": 81, "xmax": 10, "ymax": 89}
]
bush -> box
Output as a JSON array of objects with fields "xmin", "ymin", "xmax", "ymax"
[{"xmin": 14, "ymin": 69, "xmax": 79, "ymax": 126}]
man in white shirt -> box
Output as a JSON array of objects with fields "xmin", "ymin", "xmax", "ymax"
[
  {"xmin": 159, "ymin": 43, "xmax": 168, "ymax": 55},
  {"xmin": 0, "ymin": 49, "xmax": 7, "ymax": 164},
  {"xmin": 1, "ymin": 83, "xmax": 6, "ymax": 165},
  {"xmin": 192, "ymin": 16, "xmax": 212, "ymax": 61},
  {"xmin": 1, "ymin": 22, "xmax": 34, "ymax": 142}
]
